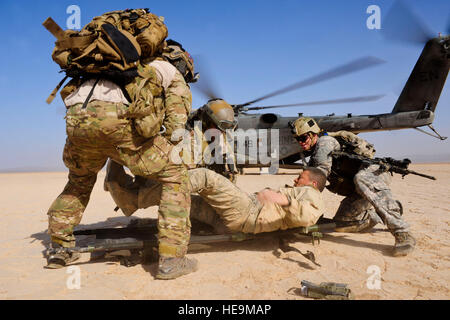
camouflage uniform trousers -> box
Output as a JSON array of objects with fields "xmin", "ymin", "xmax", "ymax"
[
  {"xmin": 47, "ymin": 101, "xmax": 191, "ymax": 258},
  {"xmin": 139, "ymin": 181, "xmax": 228, "ymax": 233},
  {"xmin": 334, "ymin": 164, "xmax": 409, "ymax": 234},
  {"xmin": 139, "ymin": 168, "xmax": 259, "ymax": 233}
]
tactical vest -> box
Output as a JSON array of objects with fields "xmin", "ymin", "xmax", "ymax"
[{"xmin": 326, "ymin": 131, "xmax": 376, "ymax": 196}]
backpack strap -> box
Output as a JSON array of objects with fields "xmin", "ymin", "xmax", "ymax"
[
  {"xmin": 56, "ymin": 34, "xmax": 97, "ymax": 51},
  {"xmin": 46, "ymin": 75, "xmax": 69, "ymax": 104},
  {"xmin": 101, "ymin": 24, "xmax": 140, "ymax": 64},
  {"xmin": 82, "ymin": 78, "xmax": 100, "ymax": 109}
]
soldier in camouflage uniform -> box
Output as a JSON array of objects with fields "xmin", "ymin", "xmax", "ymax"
[
  {"xmin": 46, "ymin": 43, "xmax": 197, "ymax": 279},
  {"xmin": 184, "ymin": 99, "xmax": 238, "ymax": 180},
  {"xmin": 104, "ymin": 90, "xmax": 238, "ymax": 218},
  {"xmin": 291, "ymin": 117, "xmax": 415, "ymax": 256}
]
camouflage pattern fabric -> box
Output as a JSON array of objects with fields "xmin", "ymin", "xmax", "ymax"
[
  {"xmin": 307, "ymin": 134, "xmax": 409, "ymax": 234},
  {"xmin": 253, "ymin": 184, "xmax": 324, "ymax": 233},
  {"xmin": 350, "ymin": 164, "xmax": 407, "ymax": 233},
  {"xmin": 47, "ymin": 101, "xmax": 191, "ymax": 257},
  {"xmin": 136, "ymin": 168, "xmax": 252, "ymax": 231},
  {"xmin": 190, "ymin": 194, "xmax": 229, "ymax": 234},
  {"xmin": 185, "ymin": 168, "xmax": 259, "ymax": 232},
  {"xmin": 307, "ymin": 135, "xmax": 340, "ymax": 176},
  {"xmin": 121, "ymin": 63, "xmax": 165, "ymax": 138},
  {"xmin": 135, "ymin": 171, "xmax": 228, "ymax": 233},
  {"xmin": 176, "ymin": 125, "xmax": 237, "ymax": 178},
  {"xmin": 333, "ymin": 194, "xmax": 383, "ymax": 226},
  {"xmin": 162, "ymin": 71, "xmax": 192, "ymax": 140},
  {"xmin": 202, "ymin": 128, "xmax": 238, "ymax": 182}
]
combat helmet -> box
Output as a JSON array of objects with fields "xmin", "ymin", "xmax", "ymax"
[
  {"xmin": 162, "ymin": 39, "xmax": 198, "ymax": 83},
  {"xmin": 290, "ymin": 117, "xmax": 321, "ymax": 137},
  {"xmin": 201, "ymin": 99, "xmax": 237, "ymax": 132}
]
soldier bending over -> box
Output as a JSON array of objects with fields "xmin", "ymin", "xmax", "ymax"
[{"xmin": 290, "ymin": 117, "xmax": 415, "ymax": 256}]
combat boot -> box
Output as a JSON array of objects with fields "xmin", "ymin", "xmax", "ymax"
[
  {"xmin": 393, "ymin": 232, "xmax": 416, "ymax": 257},
  {"xmin": 45, "ymin": 243, "xmax": 80, "ymax": 269},
  {"xmin": 156, "ymin": 256, "xmax": 198, "ymax": 280},
  {"xmin": 334, "ymin": 217, "xmax": 374, "ymax": 233}
]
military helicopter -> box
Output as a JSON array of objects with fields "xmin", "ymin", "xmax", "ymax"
[
  {"xmin": 192, "ymin": 1, "xmax": 449, "ymax": 170},
  {"xmin": 70, "ymin": 1, "xmax": 448, "ymax": 262}
]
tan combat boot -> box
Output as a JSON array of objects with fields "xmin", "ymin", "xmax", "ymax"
[
  {"xmin": 45, "ymin": 243, "xmax": 80, "ymax": 269},
  {"xmin": 393, "ymin": 232, "xmax": 416, "ymax": 257},
  {"xmin": 156, "ymin": 256, "xmax": 198, "ymax": 280}
]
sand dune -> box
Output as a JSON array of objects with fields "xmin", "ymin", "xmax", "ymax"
[{"xmin": 0, "ymin": 164, "xmax": 449, "ymax": 300}]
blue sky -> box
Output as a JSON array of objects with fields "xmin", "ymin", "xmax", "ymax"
[{"xmin": 0, "ymin": 0, "xmax": 449, "ymax": 170}]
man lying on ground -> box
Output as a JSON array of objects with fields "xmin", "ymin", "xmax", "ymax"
[{"xmin": 105, "ymin": 163, "xmax": 326, "ymax": 234}]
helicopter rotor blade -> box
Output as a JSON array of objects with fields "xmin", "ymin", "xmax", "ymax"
[
  {"xmin": 446, "ymin": 13, "xmax": 450, "ymax": 35},
  {"xmin": 382, "ymin": 0, "xmax": 435, "ymax": 45},
  {"xmin": 191, "ymin": 55, "xmax": 222, "ymax": 101},
  {"xmin": 235, "ymin": 56, "xmax": 385, "ymax": 109},
  {"xmin": 245, "ymin": 95, "xmax": 385, "ymax": 111}
]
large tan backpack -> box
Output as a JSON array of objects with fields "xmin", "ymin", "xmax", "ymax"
[{"xmin": 44, "ymin": 8, "xmax": 168, "ymax": 103}]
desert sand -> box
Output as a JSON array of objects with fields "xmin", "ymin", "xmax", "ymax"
[{"xmin": 0, "ymin": 163, "xmax": 449, "ymax": 300}]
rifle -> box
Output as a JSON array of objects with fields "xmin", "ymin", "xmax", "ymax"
[{"xmin": 332, "ymin": 151, "xmax": 436, "ymax": 181}]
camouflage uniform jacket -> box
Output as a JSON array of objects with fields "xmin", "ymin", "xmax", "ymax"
[
  {"xmin": 307, "ymin": 134, "xmax": 341, "ymax": 177},
  {"xmin": 150, "ymin": 59, "xmax": 192, "ymax": 140},
  {"xmin": 241, "ymin": 185, "xmax": 324, "ymax": 234}
]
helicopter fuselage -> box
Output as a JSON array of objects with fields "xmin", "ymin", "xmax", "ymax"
[{"xmin": 235, "ymin": 109, "xmax": 436, "ymax": 166}]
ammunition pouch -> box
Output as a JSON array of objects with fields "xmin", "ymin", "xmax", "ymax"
[
  {"xmin": 326, "ymin": 173, "xmax": 355, "ymax": 197},
  {"xmin": 326, "ymin": 152, "xmax": 363, "ymax": 196}
]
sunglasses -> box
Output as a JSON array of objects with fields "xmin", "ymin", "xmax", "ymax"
[{"xmin": 295, "ymin": 134, "xmax": 310, "ymax": 143}]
